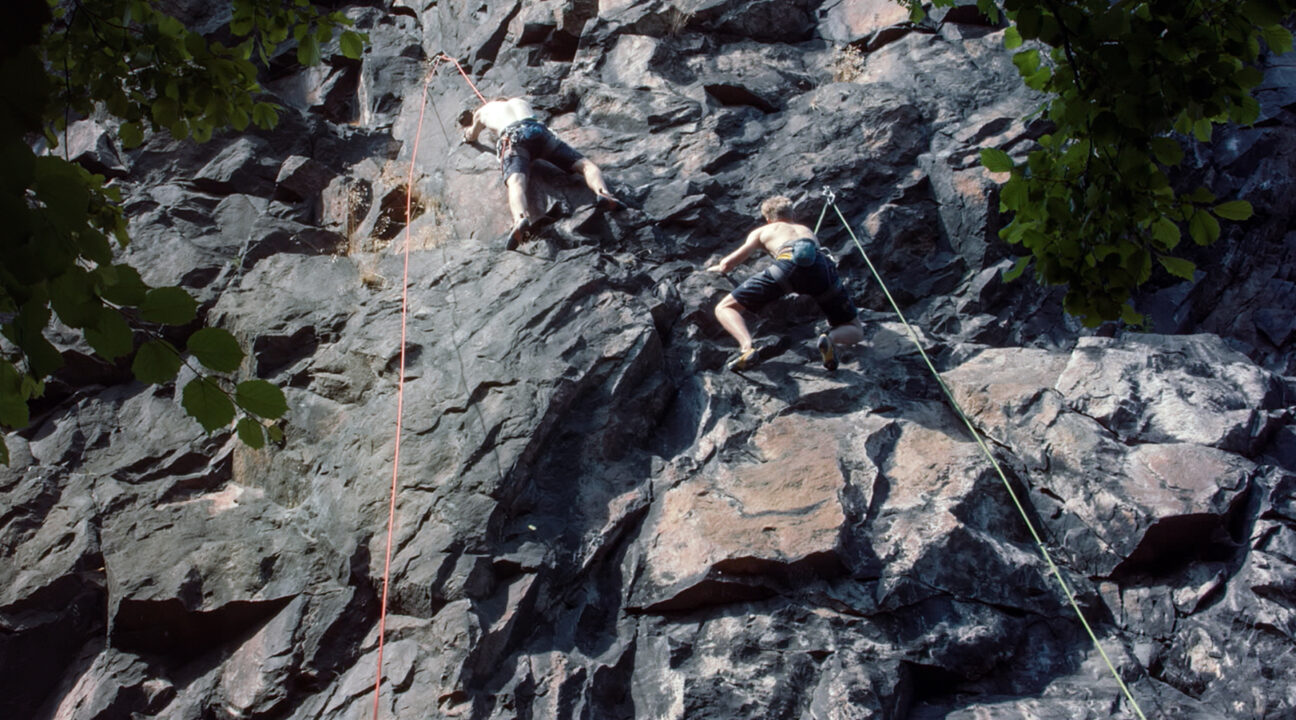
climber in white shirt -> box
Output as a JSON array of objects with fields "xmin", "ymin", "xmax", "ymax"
[{"xmin": 463, "ymin": 97, "xmax": 622, "ymax": 249}]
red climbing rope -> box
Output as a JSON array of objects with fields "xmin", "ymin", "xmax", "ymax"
[
  {"xmin": 437, "ymin": 53, "xmax": 488, "ymax": 105},
  {"xmin": 370, "ymin": 52, "xmax": 486, "ymax": 720},
  {"xmin": 369, "ymin": 55, "xmax": 441, "ymax": 720}
]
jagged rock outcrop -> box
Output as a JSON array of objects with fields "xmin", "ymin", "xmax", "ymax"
[{"xmin": 4, "ymin": 1, "xmax": 1296, "ymax": 719}]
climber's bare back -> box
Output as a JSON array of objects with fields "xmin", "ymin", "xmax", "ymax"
[
  {"xmin": 751, "ymin": 221, "xmax": 817, "ymax": 257},
  {"xmin": 475, "ymin": 98, "xmax": 536, "ymax": 134}
]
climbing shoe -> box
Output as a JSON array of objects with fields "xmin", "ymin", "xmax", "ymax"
[
  {"xmin": 727, "ymin": 347, "xmax": 760, "ymax": 373},
  {"xmin": 817, "ymin": 333, "xmax": 838, "ymax": 371},
  {"xmin": 596, "ymin": 193, "xmax": 624, "ymax": 212},
  {"xmin": 506, "ymin": 217, "xmax": 532, "ymax": 251}
]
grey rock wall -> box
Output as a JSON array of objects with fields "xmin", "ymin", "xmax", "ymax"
[{"xmin": 4, "ymin": 1, "xmax": 1296, "ymax": 719}]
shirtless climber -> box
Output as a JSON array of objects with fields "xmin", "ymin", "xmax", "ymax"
[
  {"xmin": 707, "ymin": 195, "xmax": 864, "ymax": 372},
  {"xmin": 462, "ymin": 97, "xmax": 622, "ymax": 249}
]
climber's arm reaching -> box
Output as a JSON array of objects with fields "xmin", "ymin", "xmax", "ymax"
[
  {"xmin": 708, "ymin": 226, "xmax": 766, "ymax": 274},
  {"xmin": 463, "ymin": 107, "xmax": 486, "ymax": 144}
]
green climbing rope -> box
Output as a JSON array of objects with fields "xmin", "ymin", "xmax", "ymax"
[{"xmin": 818, "ymin": 189, "xmax": 1150, "ymax": 720}]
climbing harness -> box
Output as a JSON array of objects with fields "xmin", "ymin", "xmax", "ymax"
[
  {"xmin": 789, "ymin": 238, "xmax": 821, "ymax": 267},
  {"xmin": 816, "ymin": 185, "xmax": 1150, "ymax": 720},
  {"xmin": 495, "ymin": 118, "xmax": 548, "ymax": 177},
  {"xmin": 496, "ymin": 118, "xmax": 545, "ymax": 155},
  {"xmin": 764, "ymin": 260, "xmax": 846, "ymax": 308},
  {"xmin": 767, "ymin": 234, "xmax": 846, "ymax": 307},
  {"xmin": 370, "ymin": 52, "xmax": 493, "ymax": 720}
]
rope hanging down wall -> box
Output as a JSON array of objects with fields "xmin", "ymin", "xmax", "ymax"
[
  {"xmin": 370, "ymin": 53, "xmax": 487, "ymax": 720},
  {"xmin": 368, "ymin": 55, "xmax": 1149, "ymax": 719},
  {"xmin": 815, "ymin": 186, "xmax": 1150, "ymax": 720}
]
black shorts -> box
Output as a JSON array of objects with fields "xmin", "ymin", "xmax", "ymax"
[
  {"xmin": 498, "ymin": 120, "xmax": 584, "ymax": 179},
  {"xmin": 730, "ymin": 254, "xmax": 859, "ymax": 326}
]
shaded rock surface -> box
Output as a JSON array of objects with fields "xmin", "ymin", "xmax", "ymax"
[{"xmin": 4, "ymin": 1, "xmax": 1296, "ymax": 719}]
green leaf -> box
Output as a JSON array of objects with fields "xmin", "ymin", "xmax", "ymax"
[
  {"xmin": 10, "ymin": 302, "xmax": 65, "ymax": 379},
  {"xmin": 0, "ymin": 366, "xmax": 37, "ymax": 436},
  {"xmin": 1004, "ymin": 25, "xmax": 1023, "ymax": 49},
  {"xmin": 267, "ymin": 422, "xmax": 285, "ymax": 445},
  {"xmin": 24, "ymin": 336, "xmax": 65, "ymax": 382},
  {"xmin": 235, "ymin": 379, "xmax": 288, "ymax": 418},
  {"xmin": 237, "ymin": 417, "xmax": 266, "ymax": 449},
  {"xmin": 98, "ymin": 265, "xmax": 149, "ymax": 306},
  {"xmin": 24, "ymin": 376, "xmax": 45, "ymax": 400},
  {"xmin": 1134, "ymin": 247, "xmax": 1152, "ymax": 284},
  {"xmin": 340, "ymin": 30, "xmax": 365, "ymax": 59},
  {"xmin": 152, "ymin": 97, "xmax": 180, "ymax": 128},
  {"xmin": 1016, "ymin": 6, "xmax": 1041, "ymax": 39},
  {"xmin": 1188, "ymin": 209, "xmax": 1221, "ymax": 246},
  {"xmin": 1023, "ymin": 66, "xmax": 1052, "ymax": 90},
  {"xmin": 231, "ymin": 14, "xmax": 255, "ymax": 36},
  {"xmin": 1158, "ymin": 255, "xmax": 1196, "ymax": 280},
  {"xmin": 1120, "ymin": 303, "xmax": 1144, "ymax": 326},
  {"xmin": 33, "ymin": 157, "xmax": 91, "ymax": 229},
  {"xmin": 1213, "ymin": 200, "xmax": 1253, "ymax": 221},
  {"xmin": 231, "ymin": 106, "xmax": 250, "ymax": 132},
  {"xmin": 0, "ymin": 136, "xmax": 36, "ymax": 195},
  {"xmin": 1263, "ymin": 24, "xmax": 1293, "ymax": 55},
  {"xmin": 1003, "ymin": 256, "xmax": 1031, "ymax": 282},
  {"xmin": 297, "ymin": 34, "xmax": 321, "ymax": 66},
  {"xmin": 182, "ymin": 376, "xmax": 236, "ymax": 432},
  {"xmin": 1232, "ymin": 95, "xmax": 1261, "ymax": 125},
  {"xmin": 1012, "ymin": 48, "xmax": 1040, "ymax": 76},
  {"xmin": 187, "ymin": 328, "xmax": 245, "ymax": 373},
  {"xmin": 1000, "ymin": 176, "xmax": 1028, "ymax": 211},
  {"xmin": 251, "ymin": 102, "xmax": 279, "ymax": 130},
  {"xmin": 1151, "ymin": 217, "xmax": 1181, "ymax": 250},
  {"xmin": 267, "ymin": 18, "xmax": 292, "ymax": 46},
  {"xmin": 140, "ymin": 287, "xmax": 197, "ymax": 325},
  {"xmin": 84, "ymin": 307, "xmax": 134, "ymax": 361},
  {"xmin": 0, "ymin": 393, "xmax": 29, "ymax": 429},
  {"xmin": 1234, "ymin": 65, "xmax": 1264, "ymax": 89},
  {"xmin": 76, "ymin": 228, "xmax": 114, "ymax": 266},
  {"xmin": 132, "ymin": 340, "xmax": 183, "ymax": 384},
  {"xmin": 980, "ymin": 147, "xmax": 1014, "ymax": 173},
  {"xmin": 976, "ymin": 0, "xmax": 999, "ymax": 24},
  {"xmin": 184, "ymin": 29, "xmax": 207, "ymax": 58},
  {"xmin": 1149, "ymin": 137, "xmax": 1183, "ymax": 166},
  {"xmin": 1243, "ymin": 0, "xmax": 1284, "ymax": 26},
  {"xmin": 157, "ymin": 14, "xmax": 185, "ymax": 38},
  {"xmin": 50, "ymin": 269, "xmax": 98, "ymax": 328},
  {"xmin": 1192, "ymin": 117, "xmax": 1213, "ymax": 143},
  {"xmin": 0, "ymin": 363, "xmax": 20, "ymax": 395},
  {"xmin": 119, "ymin": 122, "xmax": 144, "ymax": 149},
  {"xmin": 192, "ymin": 120, "xmax": 214, "ymax": 144}
]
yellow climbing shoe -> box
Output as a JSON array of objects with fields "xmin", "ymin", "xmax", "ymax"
[
  {"xmin": 727, "ymin": 347, "xmax": 759, "ymax": 372},
  {"xmin": 818, "ymin": 333, "xmax": 838, "ymax": 371}
]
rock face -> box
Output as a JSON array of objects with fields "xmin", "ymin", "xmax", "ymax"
[{"xmin": 4, "ymin": 1, "xmax": 1296, "ymax": 719}]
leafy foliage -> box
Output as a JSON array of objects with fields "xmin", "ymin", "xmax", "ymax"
[
  {"xmin": 183, "ymin": 376, "xmax": 237, "ymax": 432},
  {"xmin": 188, "ymin": 328, "xmax": 246, "ymax": 374},
  {"xmin": 904, "ymin": 0, "xmax": 1286, "ymax": 325},
  {"xmin": 0, "ymin": 0, "xmax": 367, "ymax": 463}
]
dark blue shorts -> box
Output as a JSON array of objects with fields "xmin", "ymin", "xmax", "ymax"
[
  {"xmin": 498, "ymin": 120, "xmax": 584, "ymax": 179},
  {"xmin": 730, "ymin": 254, "xmax": 859, "ymax": 326}
]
